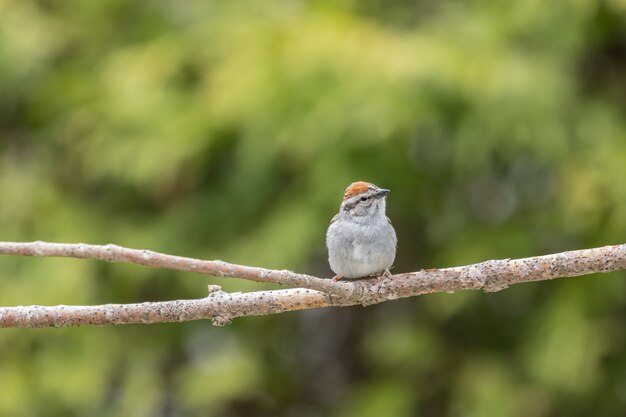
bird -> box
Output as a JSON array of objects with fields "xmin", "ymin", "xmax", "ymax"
[{"xmin": 326, "ymin": 181, "xmax": 397, "ymax": 280}]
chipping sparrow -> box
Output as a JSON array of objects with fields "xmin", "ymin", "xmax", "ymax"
[{"xmin": 326, "ymin": 181, "xmax": 397, "ymax": 280}]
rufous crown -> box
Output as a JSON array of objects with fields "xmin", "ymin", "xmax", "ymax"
[{"xmin": 343, "ymin": 181, "xmax": 376, "ymax": 200}]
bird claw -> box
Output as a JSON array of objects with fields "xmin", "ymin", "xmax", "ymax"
[
  {"xmin": 332, "ymin": 275, "xmax": 343, "ymax": 281},
  {"xmin": 380, "ymin": 269, "xmax": 392, "ymax": 279}
]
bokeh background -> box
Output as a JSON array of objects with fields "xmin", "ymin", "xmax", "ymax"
[{"xmin": 1, "ymin": 0, "xmax": 626, "ymax": 416}]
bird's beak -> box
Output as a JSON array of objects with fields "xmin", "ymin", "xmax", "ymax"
[{"xmin": 375, "ymin": 189, "xmax": 390, "ymax": 198}]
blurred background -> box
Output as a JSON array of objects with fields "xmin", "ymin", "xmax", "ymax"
[{"xmin": 1, "ymin": 0, "xmax": 626, "ymax": 416}]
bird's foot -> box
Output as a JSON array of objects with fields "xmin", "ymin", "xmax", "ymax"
[
  {"xmin": 380, "ymin": 269, "xmax": 393, "ymax": 278},
  {"xmin": 332, "ymin": 275, "xmax": 343, "ymax": 282}
]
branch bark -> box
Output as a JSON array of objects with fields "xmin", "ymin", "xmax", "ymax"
[{"xmin": 1, "ymin": 241, "xmax": 625, "ymax": 328}]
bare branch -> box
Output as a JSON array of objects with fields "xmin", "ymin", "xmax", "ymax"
[
  {"xmin": 1, "ymin": 241, "xmax": 625, "ymax": 328},
  {"xmin": 0, "ymin": 287, "xmax": 347, "ymax": 328},
  {"xmin": 0, "ymin": 241, "xmax": 354, "ymax": 298}
]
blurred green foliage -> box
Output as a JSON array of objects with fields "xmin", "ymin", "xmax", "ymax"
[{"xmin": 1, "ymin": 0, "xmax": 626, "ymax": 415}]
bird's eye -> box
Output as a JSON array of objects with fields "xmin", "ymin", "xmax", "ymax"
[{"xmin": 360, "ymin": 196, "xmax": 368, "ymax": 202}]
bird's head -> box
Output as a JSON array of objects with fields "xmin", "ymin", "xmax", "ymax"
[{"xmin": 340, "ymin": 181, "xmax": 390, "ymax": 217}]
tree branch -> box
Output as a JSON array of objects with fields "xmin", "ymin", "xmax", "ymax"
[
  {"xmin": 0, "ymin": 241, "xmax": 354, "ymax": 297},
  {"xmin": 1, "ymin": 241, "xmax": 625, "ymax": 328}
]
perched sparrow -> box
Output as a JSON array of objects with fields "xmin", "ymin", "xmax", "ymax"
[{"xmin": 326, "ymin": 181, "xmax": 397, "ymax": 280}]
